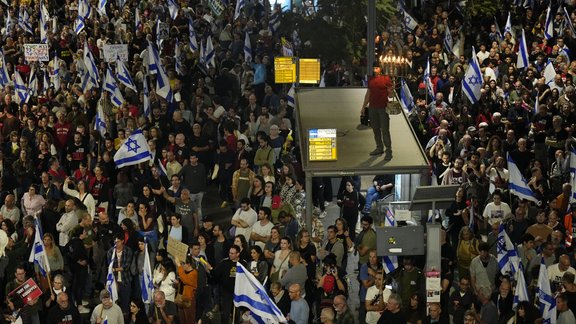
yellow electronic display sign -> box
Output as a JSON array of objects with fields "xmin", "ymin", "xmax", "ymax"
[
  {"xmin": 274, "ymin": 57, "xmax": 296, "ymax": 83},
  {"xmin": 299, "ymin": 58, "xmax": 321, "ymax": 84},
  {"xmin": 308, "ymin": 129, "xmax": 337, "ymax": 161}
]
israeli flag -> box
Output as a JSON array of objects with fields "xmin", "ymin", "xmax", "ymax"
[
  {"xmin": 564, "ymin": 7, "xmax": 576, "ymax": 37},
  {"xmin": 269, "ymin": 8, "xmax": 281, "ymax": 34},
  {"xmin": 444, "ymin": 24, "xmax": 453, "ymax": 55},
  {"xmin": 74, "ymin": 17, "xmax": 85, "ymax": 35},
  {"xmin": 513, "ymin": 262, "xmax": 529, "ymax": 309},
  {"xmin": 517, "ymin": 29, "xmax": 529, "ymax": 69},
  {"xmin": 143, "ymin": 77, "xmax": 151, "ymax": 118},
  {"xmin": 400, "ymin": 7, "xmax": 419, "ymax": 33},
  {"xmin": 569, "ymin": 148, "xmax": 576, "ymax": 202},
  {"xmin": 175, "ymin": 39, "xmax": 182, "ymax": 76},
  {"xmin": 19, "ymin": 8, "xmax": 32, "ymax": 35},
  {"xmin": 199, "ymin": 42, "xmax": 205, "ymax": 67},
  {"xmin": 105, "ymin": 248, "xmax": 119, "ymax": 302},
  {"xmin": 5, "ymin": 13, "xmax": 13, "ymax": 35},
  {"xmin": 533, "ymin": 91, "xmax": 539, "ymax": 116},
  {"xmin": 462, "ymin": 46, "xmax": 483, "ymax": 104},
  {"xmin": 155, "ymin": 20, "xmax": 162, "ymax": 50},
  {"xmin": 94, "ymin": 99, "xmax": 108, "ymax": 138},
  {"xmin": 400, "ymin": 78, "xmax": 414, "ymax": 112},
  {"xmin": 40, "ymin": 2, "xmax": 50, "ymax": 43},
  {"xmin": 188, "ymin": 17, "xmax": 198, "ymax": 52},
  {"xmin": 83, "ymin": 43, "xmax": 99, "ymax": 85},
  {"xmin": 14, "ymin": 71, "xmax": 29, "ymax": 104},
  {"xmin": 147, "ymin": 42, "xmax": 173, "ymax": 102},
  {"xmin": 135, "ymin": 8, "xmax": 141, "ymax": 31},
  {"xmin": 28, "ymin": 71, "xmax": 38, "ymax": 97},
  {"xmin": 234, "ymin": 263, "xmax": 288, "ymax": 323},
  {"xmin": 75, "ymin": 0, "xmax": 91, "ymax": 35},
  {"xmin": 235, "ymin": 0, "xmax": 245, "ymax": 20},
  {"xmin": 168, "ymin": 0, "xmax": 179, "ymax": 20},
  {"xmin": 545, "ymin": 5, "xmax": 554, "ymax": 40},
  {"xmin": 494, "ymin": 18, "xmax": 503, "ymax": 42},
  {"xmin": 28, "ymin": 219, "xmax": 51, "ymax": 277},
  {"xmin": 114, "ymin": 129, "xmax": 152, "ymax": 168},
  {"xmin": 116, "ymin": 56, "xmax": 137, "ymax": 92},
  {"xmin": 537, "ymin": 257, "xmax": 557, "ymax": 324},
  {"xmin": 497, "ymin": 223, "xmax": 520, "ymax": 275},
  {"xmin": 52, "ymin": 56, "xmax": 60, "ymax": 92},
  {"xmin": 287, "ymin": 84, "xmax": 295, "ymax": 108},
  {"xmin": 0, "ymin": 50, "xmax": 9, "ymax": 87},
  {"xmin": 244, "ymin": 32, "xmax": 252, "ymax": 63},
  {"xmin": 423, "ymin": 58, "xmax": 434, "ymax": 95},
  {"xmin": 205, "ymin": 36, "xmax": 215, "ymax": 68},
  {"xmin": 104, "ymin": 67, "xmax": 124, "ymax": 107},
  {"xmin": 504, "ymin": 12, "xmax": 513, "ymax": 37},
  {"xmin": 383, "ymin": 207, "xmax": 398, "ymax": 274},
  {"xmin": 141, "ymin": 240, "xmax": 154, "ymax": 304},
  {"xmin": 544, "ymin": 62, "xmax": 556, "ymax": 86},
  {"xmin": 98, "ymin": 0, "xmax": 107, "ymax": 17},
  {"xmin": 507, "ymin": 153, "xmax": 539, "ymax": 203},
  {"xmin": 43, "ymin": 69, "xmax": 50, "ymax": 94}
]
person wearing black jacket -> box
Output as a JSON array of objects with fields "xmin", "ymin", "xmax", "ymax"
[
  {"xmin": 66, "ymin": 226, "xmax": 89, "ymax": 313},
  {"xmin": 212, "ymin": 245, "xmax": 248, "ymax": 324},
  {"xmin": 491, "ymin": 279, "xmax": 514, "ymax": 324},
  {"xmin": 362, "ymin": 175, "xmax": 394, "ymax": 214},
  {"xmin": 46, "ymin": 292, "xmax": 81, "ymax": 324}
]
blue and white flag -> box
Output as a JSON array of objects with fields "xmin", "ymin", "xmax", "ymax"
[
  {"xmin": 319, "ymin": 70, "xmax": 326, "ymax": 88},
  {"xmin": 400, "ymin": 7, "xmax": 418, "ymax": 32},
  {"xmin": 147, "ymin": 42, "xmax": 173, "ymax": 102},
  {"xmin": 14, "ymin": 71, "xmax": 29, "ymax": 104},
  {"xmin": 43, "ymin": 69, "xmax": 50, "ymax": 94},
  {"xmin": 383, "ymin": 207, "xmax": 398, "ymax": 274},
  {"xmin": 538, "ymin": 257, "xmax": 557, "ymax": 324},
  {"xmin": 116, "ymin": 56, "xmax": 137, "ymax": 92},
  {"xmin": 52, "ymin": 56, "xmax": 60, "ymax": 92},
  {"xmin": 234, "ymin": 263, "xmax": 288, "ymax": 323},
  {"xmin": 105, "ymin": 248, "xmax": 119, "ymax": 302},
  {"xmin": 156, "ymin": 19, "xmax": 162, "ymax": 50},
  {"xmin": 564, "ymin": 7, "xmax": 576, "ymax": 37},
  {"xmin": 98, "ymin": 0, "xmax": 107, "ymax": 17},
  {"xmin": 269, "ymin": 7, "xmax": 281, "ymax": 34},
  {"xmin": 157, "ymin": 162, "xmax": 168, "ymax": 178},
  {"xmin": 205, "ymin": 36, "xmax": 215, "ymax": 68},
  {"xmin": 40, "ymin": 2, "xmax": 50, "ymax": 43},
  {"xmin": 235, "ymin": 0, "xmax": 245, "ymax": 20},
  {"xmin": 175, "ymin": 39, "xmax": 182, "ymax": 76},
  {"xmin": 168, "ymin": 0, "xmax": 179, "ymax": 20},
  {"xmin": 188, "ymin": 17, "xmax": 198, "ymax": 52},
  {"xmin": 114, "ymin": 129, "xmax": 152, "ymax": 168},
  {"xmin": 569, "ymin": 148, "xmax": 576, "ymax": 202},
  {"xmin": 75, "ymin": 0, "xmax": 91, "ymax": 35},
  {"xmin": 444, "ymin": 24, "xmax": 453, "ymax": 55},
  {"xmin": 19, "ymin": 8, "xmax": 32, "ymax": 35},
  {"xmin": 494, "ymin": 18, "xmax": 503, "ymax": 42},
  {"xmin": 462, "ymin": 47, "xmax": 483, "ymax": 104},
  {"xmin": 143, "ymin": 77, "xmax": 151, "ymax": 118},
  {"xmin": 517, "ymin": 29, "xmax": 529, "ymax": 69},
  {"xmin": 83, "ymin": 43, "xmax": 99, "ymax": 85},
  {"xmin": 141, "ymin": 240, "xmax": 154, "ymax": 304},
  {"xmin": 533, "ymin": 90, "xmax": 539, "ymax": 116},
  {"xmin": 287, "ymin": 84, "xmax": 295, "ymax": 108},
  {"xmin": 545, "ymin": 5, "xmax": 554, "ymax": 40},
  {"xmin": 544, "ymin": 61, "xmax": 556, "ymax": 86},
  {"xmin": 400, "ymin": 78, "xmax": 414, "ymax": 112},
  {"xmin": 28, "ymin": 219, "xmax": 50, "ymax": 277},
  {"xmin": 507, "ymin": 153, "xmax": 539, "ymax": 203},
  {"xmin": 0, "ymin": 51, "xmax": 9, "ymax": 88},
  {"xmin": 28, "ymin": 71, "xmax": 38, "ymax": 97},
  {"xmin": 104, "ymin": 68, "xmax": 124, "ymax": 107},
  {"xmin": 199, "ymin": 41, "xmax": 205, "ymax": 67},
  {"xmin": 5, "ymin": 13, "xmax": 13, "ymax": 35},
  {"xmin": 244, "ymin": 32, "xmax": 252, "ymax": 63},
  {"xmin": 513, "ymin": 262, "xmax": 529, "ymax": 309},
  {"xmin": 94, "ymin": 99, "xmax": 107, "ymax": 138},
  {"xmin": 497, "ymin": 223, "xmax": 520, "ymax": 275},
  {"xmin": 504, "ymin": 12, "xmax": 513, "ymax": 37},
  {"xmin": 135, "ymin": 8, "xmax": 141, "ymax": 31},
  {"xmin": 423, "ymin": 58, "xmax": 434, "ymax": 95}
]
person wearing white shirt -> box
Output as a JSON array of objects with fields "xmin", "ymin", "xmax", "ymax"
[
  {"xmin": 251, "ymin": 207, "xmax": 274, "ymax": 250},
  {"xmin": 56, "ymin": 200, "xmax": 79, "ymax": 247},
  {"xmin": 365, "ymin": 271, "xmax": 391, "ymax": 324},
  {"xmin": 482, "ymin": 190, "xmax": 512, "ymax": 226},
  {"xmin": 548, "ymin": 254, "xmax": 576, "ymax": 293},
  {"xmin": 231, "ymin": 198, "xmax": 258, "ymax": 241},
  {"xmin": 0, "ymin": 194, "xmax": 20, "ymax": 226}
]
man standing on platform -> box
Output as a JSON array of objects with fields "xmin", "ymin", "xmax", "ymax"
[{"xmin": 361, "ymin": 62, "xmax": 394, "ymax": 160}]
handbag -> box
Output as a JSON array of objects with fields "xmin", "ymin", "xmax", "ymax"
[
  {"xmin": 174, "ymin": 280, "xmax": 193, "ymax": 308},
  {"xmin": 270, "ymin": 252, "xmax": 289, "ymax": 283}
]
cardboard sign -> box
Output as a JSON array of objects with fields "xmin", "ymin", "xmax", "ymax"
[
  {"xmin": 103, "ymin": 44, "xmax": 129, "ymax": 63},
  {"xmin": 24, "ymin": 44, "xmax": 49, "ymax": 62},
  {"xmin": 8, "ymin": 278, "xmax": 43, "ymax": 305},
  {"xmin": 167, "ymin": 237, "xmax": 189, "ymax": 261}
]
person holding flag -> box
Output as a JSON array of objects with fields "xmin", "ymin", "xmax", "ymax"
[{"xmin": 106, "ymin": 233, "xmax": 133, "ymax": 317}]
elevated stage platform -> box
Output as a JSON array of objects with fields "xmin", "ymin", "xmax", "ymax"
[{"xmin": 296, "ymin": 88, "xmax": 428, "ymax": 176}]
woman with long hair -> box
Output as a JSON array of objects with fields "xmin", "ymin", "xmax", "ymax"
[
  {"xmin": 128, "ymin": 298, "xmax": 148, "ymax": 324},
  {"xmin": 43, "ymin": 233, "xmax": 64, "ymax": 275},
  {"xmin": 264, "ymin": 226, "xmax": 281, "ymax": 265},
  {"xmin": 405, "ymin": 293, "xmax": 426, "ymax": 324},
  {"xmin": 296, "ymin": 229, "xmax": 317, "ymax": 281},
  {"xmin": 234, "ymin": 234, "xmax": 250, "ymax": 262},
  {"xmin": 63, "ymin": 178, "xmax": 96, "ymax": 218},
  {"xmin": 279, "ymin": 175, "xmax": 297, "ymax": 207},
  {"xmin": 259, "ymin": 163, "xmax": 275, "ymax": 184},
  {"xmin": 456, "ymin": 226, "xmax": 480, "ymax": 279},
  {"xmin": 138, "ymin": 184, "xmax": 158, "ymax": 216},
  {"xmin": 270, "ymin": 237, "xmax": 292, "ymax": 284},
  {"xmin": 120, "ymin": 218, "xmax": 140, "ymax": 252},
  {"xmin": 153, "ymin": 259, "xmax": 177, "ymax": 302},
  {"xmin": 131, "ymin": 237, "xmax": 155, "ymax": 302},
  {"xmin": 249, "ymin": 245, "xmax": 269, "ymax": 284},
  {"xmin": 336, "ymin": 180, "xmax": 365, "ymax": 242},
  {"xmin": 248, "ymin": 176, "xmax": 265, "ymax": 211},
  {"xmin": 137, "ymin": 203, "xmax": 157, "ymax": 249}
]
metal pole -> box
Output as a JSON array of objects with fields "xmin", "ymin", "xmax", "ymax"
[
  {"xmin": 306, "ymin": 172, "xmax": 313, "ymax": 232},
  {"xmin": 367, "ymin": 0, "xmax": 376, "ymax": 75}
]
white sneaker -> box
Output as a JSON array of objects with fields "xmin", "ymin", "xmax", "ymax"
[
  {"xmin": 324, "ymin": 201, "xmax": 330, "ymax": 207},
  {"xmin": 319, "ymin": 211, "xmax": 327, "ymax": 219},
  {"xmin": 81, "ymin": 299, "xmax": 89, "ymax": 306},
  {"xmin": 78, "ymin": 305, "xmax": 90, "ymax": 313}
]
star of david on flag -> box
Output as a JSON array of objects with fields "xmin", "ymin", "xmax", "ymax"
[{"xmin": 114, "ymin": 129, "xmax": 152, "ymax": 168}]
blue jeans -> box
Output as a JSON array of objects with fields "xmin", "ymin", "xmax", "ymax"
[{"xmin": 363, "ymin": 186, "xmax": 382, "ymax": 211}]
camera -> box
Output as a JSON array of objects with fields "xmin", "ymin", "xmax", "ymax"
[{"xmin": 360, "ymin": 108, "xmax": 370, "ymax": 126}]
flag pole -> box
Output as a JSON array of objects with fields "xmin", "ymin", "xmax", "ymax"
[{"xmin": 232, "ymin": 304, "xmax": 236, "ymax": 323}]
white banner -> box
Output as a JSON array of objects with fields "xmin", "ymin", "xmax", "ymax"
[
  {"xmin": 103, "ymin": 44, "xmax": 129, "ymax": 63},
  {"xmin": 24, "ymin": 44, "xmax": 49, "ymax": 62}
]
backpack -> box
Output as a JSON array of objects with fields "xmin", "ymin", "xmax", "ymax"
[{"xmin": 322, "ymin": 274, "xmax": 336, "ymax": 295}]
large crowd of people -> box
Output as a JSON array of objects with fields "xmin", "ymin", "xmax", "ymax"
[{"xmin": 1, "ymin": 0, "xmax": 576, "ymax": 324}]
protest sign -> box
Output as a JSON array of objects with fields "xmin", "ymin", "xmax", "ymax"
[
  {"xmin": 24, "ymin": 44, "xmax": 49, "ymax": 62},
  {"xmin": 167, "ymin": 237, "xmax": 189, "ymax": 261},
  {"xmin": 8, "ymin": 278, "xmax": 43, "ymax": 305},
  {"xmin": 103, "ymin": 44, "xmax": 129, "ymax": 62}
]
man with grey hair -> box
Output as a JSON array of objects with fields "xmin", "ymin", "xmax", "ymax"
[
  {"xmin": 287, "ymin": 283, "xmax": 309, "ymax": 324},
  {"xmin": 320, "ymin": 307, "xmax": 335, "ymax": 324},
  {"xmin": 148, "ymin": 290, "xmax": 177, "ymax": 324},
  {"xmin": 377, "ymin": 293, "xmax": 405, "ymax": 323},
  {"xmin": 471, "ymin": 287, "xmax": 497, "ymax": 324},
  {"xmin": 333, "ymin": 294, "xmax": 355, "ymax": 323}
]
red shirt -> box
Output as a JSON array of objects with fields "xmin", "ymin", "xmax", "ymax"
[
  {"xmin": 54, "ymin": 122, "xmax": 71, "ymax": 149},
  {"xmin": 368, "ymin": 75, "xmax": 392, "ymax": 109}
]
